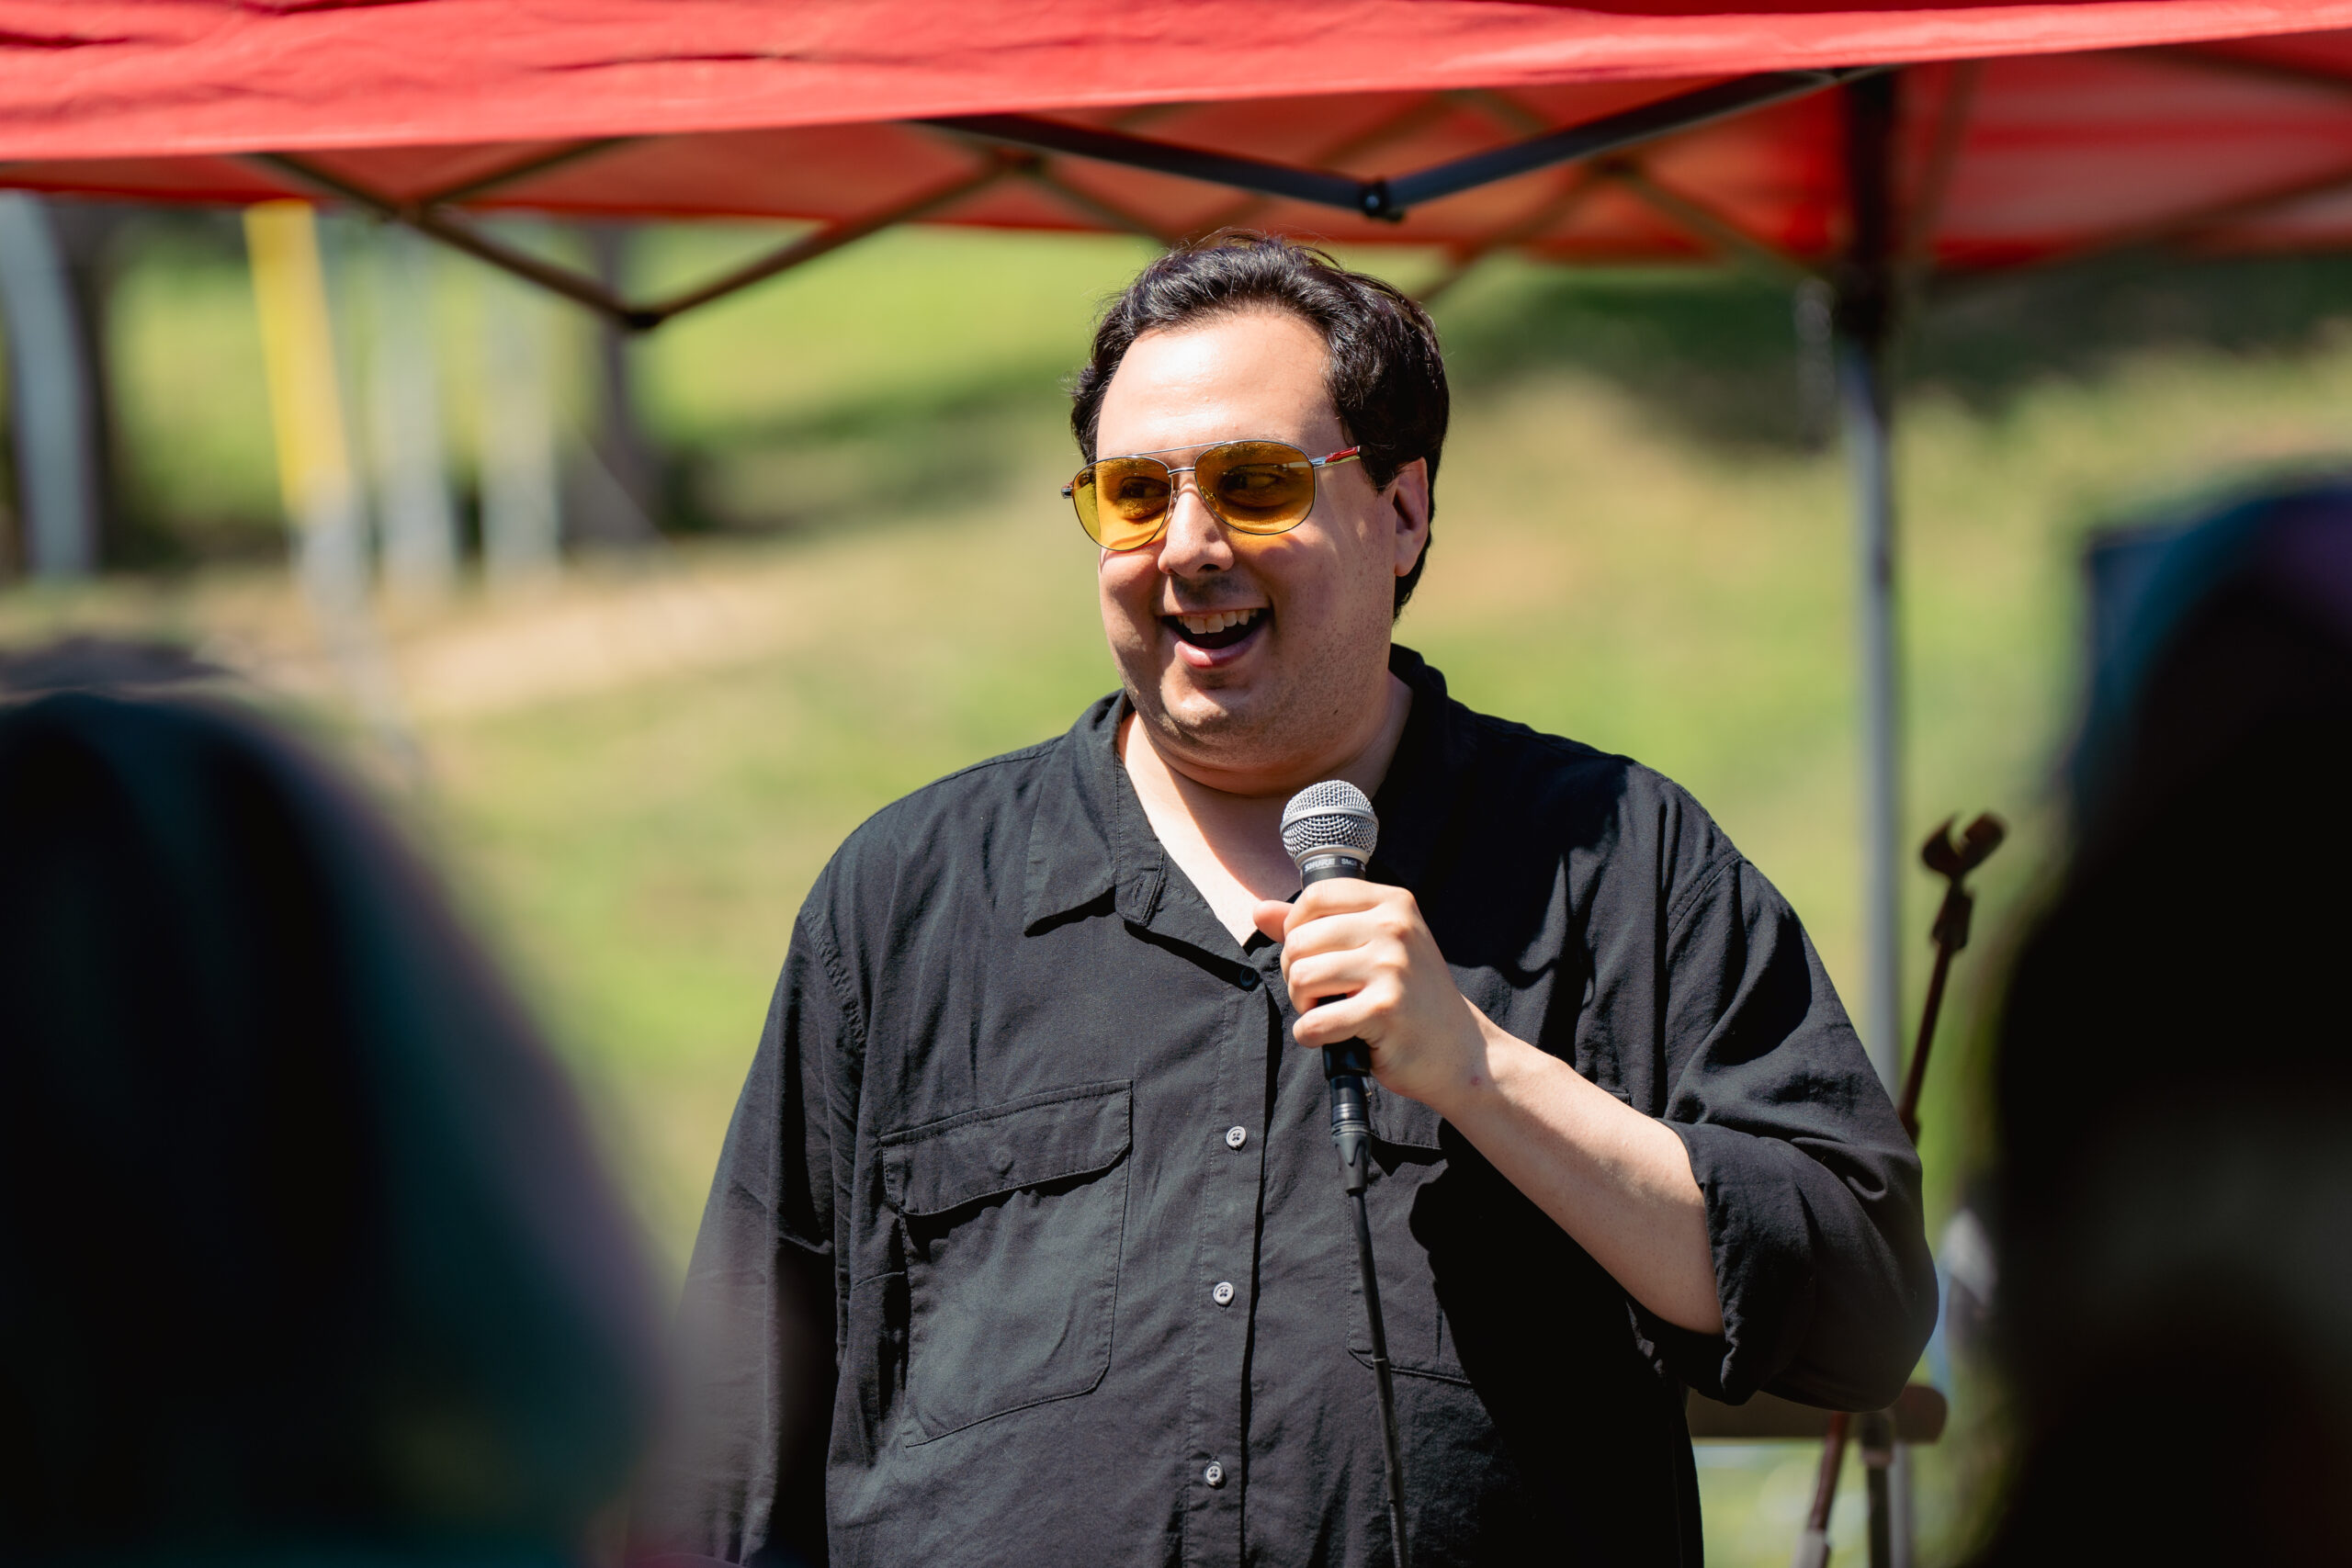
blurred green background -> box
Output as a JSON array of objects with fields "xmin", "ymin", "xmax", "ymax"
[{"xmin": 11, "ymin": 209, "xmax": 2352, "ymax": 1564}]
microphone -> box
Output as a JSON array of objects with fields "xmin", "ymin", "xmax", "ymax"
[
  {"xmin": 1279, "ymin": 781, "xmax": 1381, "ymax": 1195},
  {"xmin": 1279, "ymin": 780, "xmax": 1409, "ymax": 1568}
]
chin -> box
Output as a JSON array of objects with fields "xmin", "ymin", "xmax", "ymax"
[
  {"xmin": 1137, "ymin": 679, "xmax": 1262, "ymax": 748},
  {"xmin": 1159, "ymin": 684, "xmax": 1255, "ymax": 736}
]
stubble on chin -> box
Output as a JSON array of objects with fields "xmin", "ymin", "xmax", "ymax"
[
  {"xmin": 1131, "ymin": 669, "xmax": 1275, "ymax": 765},
  {"xmin": 1128, "ymin": 647, "xmax": 1355, "ymax": 786}
]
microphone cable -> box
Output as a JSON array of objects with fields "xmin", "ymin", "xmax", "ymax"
[{"xmin": 1281, "ymin": 782, "xmax": 1409, "ymax": 1568}]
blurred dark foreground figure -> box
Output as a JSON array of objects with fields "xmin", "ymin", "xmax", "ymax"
[
  {"xmin": 1981, "ymin": 481, "xmax": 2352, "ymax": 1563},
  {"xmin": 0, "ymin": 669, "xmax": 659, "ymax": 1562}
]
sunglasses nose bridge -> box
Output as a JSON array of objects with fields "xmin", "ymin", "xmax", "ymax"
[{"xmin": 1158, "ymin": 471, "xmax": 1236, "ymax": 562}]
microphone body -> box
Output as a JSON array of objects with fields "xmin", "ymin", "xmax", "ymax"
[
  {"xmin": 1279, "ymin": 780, "xmax": 1385, "ymax": 1194},
  {"xmin": 1296, "ymin": 847, "xmax": 1376, "ymax": 1195}
]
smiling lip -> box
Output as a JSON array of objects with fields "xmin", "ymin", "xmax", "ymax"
[
  {"xmin": 1162, "ymin": 606, "xmax": 1267, "ymax": 666},
  {"xmin": 1166, "ymin": 606, "xmax": 1264, "ymax": 638}
]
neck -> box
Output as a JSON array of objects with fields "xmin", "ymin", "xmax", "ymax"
[{"xmin": 1119, "ymin": 671, "xmax": 1412, "ymax": 898}]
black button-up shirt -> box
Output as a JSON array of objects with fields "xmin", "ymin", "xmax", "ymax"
[{"xmin": 641, "ymin": 648, "xmax": 1934, "ymax": 1568}]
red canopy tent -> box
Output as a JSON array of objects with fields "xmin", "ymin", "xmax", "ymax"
[
  {"xmin": 10, "ymin": 3, "xmax": 2352, "ymax": 1561},
  {"xmin": 16, "ymin": 0, "xmax": 2352, "ymax": 1183},
  {"xmin": 12, "ymin": 0, "xmax": 2352, "ymax": 1227}
]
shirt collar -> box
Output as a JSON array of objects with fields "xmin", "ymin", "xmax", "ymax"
[
  {"xmin": 1022, "ymin": 694, "xmax": 1132, "ymax": 933},
  {"xmin": 1366, "ymin": 643, "xmax": 1467, "ymax": 893},
  {"xmin": 1022, "ymin": 645, "xmax": 1467, "ymax": 934}
]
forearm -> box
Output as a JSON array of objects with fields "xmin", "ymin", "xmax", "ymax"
[
  {"xmin": 1429, "ymin": 1010, "xmax": 1724, "ymax": 1336},
  {"xmin": 1257, "ymin": 882, "xmax": 1725, "ymax": 1335}
]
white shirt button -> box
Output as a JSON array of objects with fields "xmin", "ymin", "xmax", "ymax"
[
  {"xmin": 1212, "ymin": 1280, "xmax": 1236, "ymax": 1306},
  {"xmin": 1225, "ymin": 1125, "xmax": 1248, "ymax": 1150},
  {"xmin": 1203, "ymin": 1461, "xmax": 1226, "ymax": 1487}
]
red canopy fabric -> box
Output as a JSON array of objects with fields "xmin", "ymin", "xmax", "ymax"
[{"xmin": 9, "ymin": 3, "xmax": 2352, "ymax": 276}]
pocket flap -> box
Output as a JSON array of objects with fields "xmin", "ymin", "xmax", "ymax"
[
  {"xmin": 1369, "ymin": 1082, "xmax": 1444, "ymax": 1153},
  {"xmin": 881, "ymin": 1080, "xmax": 1132, "ymax": 1217}
]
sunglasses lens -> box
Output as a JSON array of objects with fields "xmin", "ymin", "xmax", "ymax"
[
  {"xmin": 1083, "ymin": 457, "xmax": 1174, "ymax": 549},
  {"xmin": 1069, "ymin": 466, "xmax": 1104, "ymax": 541},
  {"xmin": 1199, "ymin": 442, "xmax": 1317, "ymax": 534}
]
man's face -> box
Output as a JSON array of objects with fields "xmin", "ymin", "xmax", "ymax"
[{"xmin": 1092, "ymin": 307, "xmax": 1428, "ymax": 789}]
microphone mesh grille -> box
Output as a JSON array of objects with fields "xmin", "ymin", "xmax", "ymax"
[{"xmin": 1280, "ymin": 780, "xmax": 1379, "ymax": 865}]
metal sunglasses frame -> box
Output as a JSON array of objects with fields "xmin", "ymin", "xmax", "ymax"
[{"xmin": 1062, "ymin": 438, "xmax": 1363, "ymax": 549}]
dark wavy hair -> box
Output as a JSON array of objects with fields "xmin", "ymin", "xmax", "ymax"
[{"xmin": 1069, "ymin": 231, "xmax": 1449, "ymax": 615}]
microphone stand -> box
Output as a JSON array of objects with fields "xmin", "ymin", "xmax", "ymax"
[
  {"xmin": 1301, "ymin": 854, "xmax": 1411, "ymax": 1568},
  {"xmin": 1791, "ymin": 812, "xmax": 2004, "ymax": 1568}
]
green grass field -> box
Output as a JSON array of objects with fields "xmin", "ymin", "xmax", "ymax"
[{"xmin": 21, "ymin": 219, "xmax": 2352, "ymax": 1564}]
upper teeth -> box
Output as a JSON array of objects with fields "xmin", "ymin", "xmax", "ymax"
[{"xmin": 1176, "ymin": 609, "xmax": 1260, "ymax": 634}]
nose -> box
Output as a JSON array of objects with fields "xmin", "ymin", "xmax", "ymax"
[{"xmin": 1153, "ymin": 475, "xmax": 1233, "ymax": 580}]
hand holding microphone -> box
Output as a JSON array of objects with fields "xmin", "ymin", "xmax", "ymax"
[
  {"xmin": 1266, "ymin": 788, "xmax": 1731, "ymax": 1355},
  {"xmin": 1253, "ymin": 784, "xmax": 1495, "ymax": 1123}
]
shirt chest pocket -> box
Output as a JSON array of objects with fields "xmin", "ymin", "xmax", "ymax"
[
  {"xmin": 880, "ymin": 1080, "xmax": 1132, "ymax": 1444},
  {"xmin": 1361, "ymin": 1083, "xmax": 1621, "ymax": 1393},
  {"xmin": 1354, "ymin": 1087, "xmax": 1469, "ymax": 1384}
]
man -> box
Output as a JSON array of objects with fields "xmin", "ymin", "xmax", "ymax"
[{"xmin": 640, "ymin": 233, "xmax": 1935, "ymax": 1567}]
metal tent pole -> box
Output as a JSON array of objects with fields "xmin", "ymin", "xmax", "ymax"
[
  {"xmin": 1838, "ymin": 324, "xmax": 1899, "ymax": 1094},
  {"xmin": 1836, "ymin": 71, "xmax": 1904, "ymax": 1100},
  {"xmin": 366, "ymin": 225, "xmax": 460, "ymax": 598},
  {"xmin": 0, "ymin": 194, "xmax": 98, "ymax": 578},
  {"xmin": 1836, "ymin": 69, "xmax": 1907, "ymax": 1568}
]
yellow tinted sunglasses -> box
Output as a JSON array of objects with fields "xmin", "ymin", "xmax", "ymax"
[{"xmin": 1064, "ymin": 439, "xmax": 1362, "ymax": 551}]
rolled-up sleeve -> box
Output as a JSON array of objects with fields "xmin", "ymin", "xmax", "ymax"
[
  {"xmin": 631, "ymin": 907, "xmax": 856, "ymax": 1567},
  {"xmin": 1644, "ymin": 853, "xmax": 1936, "ymax": 1411}
]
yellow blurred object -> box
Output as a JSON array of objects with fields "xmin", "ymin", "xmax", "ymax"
[
  {"xmin": 243, "ymin": 200, "xmax": 355, "ymax": 538},
  {"xmin": 243, "ymin": 199, "xmax": 416, "ymax": 776}
]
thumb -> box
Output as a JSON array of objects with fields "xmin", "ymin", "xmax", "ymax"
[{"xmin": 1250, "ymin": 899, "xmax": 1293, "ymax": 942}]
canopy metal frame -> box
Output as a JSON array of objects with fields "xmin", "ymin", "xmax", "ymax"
[
  {"xmin": 242, "ymin": 65, "xmax": 1878, "ymax": 332},
  {"xmin": 234, "ymin": 45, "xmax": 2352, "ymax": 333},
  {"xmin": 922, "ymin": 67, "xmax": 1871, "ymax": 222}
]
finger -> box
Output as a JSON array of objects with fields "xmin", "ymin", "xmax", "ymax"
[
  {"xmin": 1293, "ymin": 879, "xmax": 1392, "ymax": 919},
  {"xmin": 1283, "ymin": 950, "xmax": 1374, "ymax": 1010},
  {"xmin": 1277, "ymin": 909, "xmax": 1387, "ymax": 964},
  {"xmin": 1250, "ymin": 899, "xmax": 1293, "ymax": 942},
  {"xmin": 1293, "ymin": 986, "xmax": 1395, "ymax": 1049}
]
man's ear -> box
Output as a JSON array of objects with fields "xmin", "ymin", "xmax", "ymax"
[{"xmin": 1385, "ymin": 457, "xmax": 1432, "ymax": 580}]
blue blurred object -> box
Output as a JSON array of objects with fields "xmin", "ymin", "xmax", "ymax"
[
  {"xmin": 2075, "ymin": 475, "xmax": 2352, "ymax": 827},
  {"xmin": 0, "ymin": 673, "xmax": 658, "ymax": 1562}
]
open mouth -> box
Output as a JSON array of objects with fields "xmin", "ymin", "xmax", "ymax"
[{"xmin": 1164, "ymin": 607, "xmax": 1267, "ymax": 650}]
